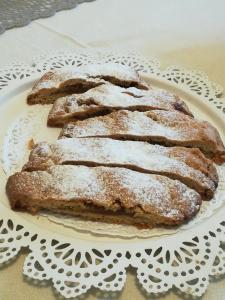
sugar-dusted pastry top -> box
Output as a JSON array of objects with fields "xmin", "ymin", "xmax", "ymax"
[
  {"xmin": 6, "ymin": 63, "xmax": 224, "ymax": 229},
  {"xmin": 60, "ymin": 110, "xmax": 225, "ymax": 163},
  {"xmin": 6, "ymin": 165, "xmax": 201, "ymax": 227},
  {"xmin": 47, "ymin": 84, "xmax": 192, "ymax": 126},
  {"xmin": 75, "ymin": 64, "xmax": 148, "ymax": 85},
  {"xmin": 27, "ymin": 64, "xmax": 149, "ymax": 104},
  {"xmin": 23, "ymin": 138, "xmax": 217, "ymax": 200}
]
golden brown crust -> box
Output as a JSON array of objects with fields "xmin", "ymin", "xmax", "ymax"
[
  {"xmin": 23, "ymin": 138, "xmax": 217, "ymax": 200},
  {"xmin": 27, "ymin": 74, "xmax": 104, "ymax": 105},
  {"xmin": 47, "ymin": 84, "xmax": 193, "ymax": 126},
  {"xmin": 165, "ymin": 146, "xmax": 218, "ymax": 184},
  {"xmin": 7, "ymin": 64, "xmax": 224, "ymax": 230},
  {"xmin": 59, "ymin": 110, "xmax": 225, "ymax": 163},
  {"xmin": 27, "ymin": 64, "xmax": 149, "ymax": 105},
  {"xmin": 6, "ymin": 165, "xmax": 201, "ymax": 228}
]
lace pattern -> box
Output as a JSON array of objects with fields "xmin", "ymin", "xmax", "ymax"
[
  {"xmin": 0, "ymin": 50, "xmax": 225, "ymax": 298},
  {"xmin": 0, "ymin": 1, "xmax": 95, "ymax": 34}
]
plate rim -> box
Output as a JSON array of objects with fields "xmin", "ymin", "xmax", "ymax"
[{"xmin": 0, "ymin": 71, "xmax": 224, "ymax": 247}]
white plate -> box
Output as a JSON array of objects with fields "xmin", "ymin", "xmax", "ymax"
[
  {"xmin": 0, "ymin": 72, "xmax": 225, "ymax": 243},
  {"xmin": 0, "ymin": 51, "xmax": 224, "ymax": 298}
]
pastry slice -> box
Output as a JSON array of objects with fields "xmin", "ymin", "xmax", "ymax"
[
  {"xmin": 23, "ymin": 138, "xmax": 217, "ymax": 200},
  {"xmin": 47, "ymin": 84, "xmax": 192, "ymax": 126},
  {"xmin": 6, "ymin": 165, "xmax": 201, "ymax": 228},
  {"xmin": 60, "ymin": 110, "xmax": 225, "ymax": 163},
  {"xmin": 27, "ymin": 64, "xmax": 149, "ymax": 104}
]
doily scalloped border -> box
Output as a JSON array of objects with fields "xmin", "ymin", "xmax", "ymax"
[{"xmin": 0, "ymin": 50, "xmax": 224, "ymax": 299}]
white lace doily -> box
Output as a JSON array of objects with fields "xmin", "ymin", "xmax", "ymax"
[
  {"xmin": 0, "ymin": 50, "xmax": 225, "ymax": 298},
  {"xmin": 1, "ymin": 82, "xmax": 225, "ymax": 240}
]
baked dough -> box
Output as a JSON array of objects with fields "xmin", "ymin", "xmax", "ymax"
[
  {"xmin": 47, "ymin": 84, "xmax": 192, "ymax": 126},
  {"xmin": 6, "ymin": 64, "xmax": 224, "ymax": 229},
  {"xmin": 6, "ymin": 165, "xmax": 201, "ymax": 228},
  {"xmin": 23, "ymin": 138, "xmax": 218, "ymax": 200},
  {"xmin": 60, "ymin": 110, "xmax": 225, "ymax": 163},
  {"xmin": 27, "ymin": 64, "xmax": 149, "ymax": 104}
]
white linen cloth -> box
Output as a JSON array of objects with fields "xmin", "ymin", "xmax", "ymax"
[{"xmin": 0, "ymin": 0, "xmax": 225, "ymax": 67}]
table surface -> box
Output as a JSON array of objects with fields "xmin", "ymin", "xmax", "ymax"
[{"xmin": 0, "ymin": 0, "xmax": 225, "ymax": 299}]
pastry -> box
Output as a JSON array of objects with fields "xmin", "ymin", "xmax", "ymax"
[
  {"xmin": 6, "ymin": 165, "xmax": 201, "ymax": 228},
  {"xmin": 47, "ymin": 84, "xmax": 192, "ymax": 126},
  {"xmin": 59, "ymin": 110, "xmax": 225, "ymax": 163},
  {"xmin": 27, "ymin": 64, "xmax": 149, "ymax": 104},
  {"xmin": 23, "ymin": 138, "xmax": 217, "ymax": 200},
  {"xmin": 6, "ymin": 63, "xmax": 224, "ymax": 230}
]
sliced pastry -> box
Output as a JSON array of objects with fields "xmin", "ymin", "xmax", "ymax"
[
  {"xmin": 6, "ymin": 165, "xmax": 201, "ymax": 228},
  {"xmin": 27, "ymin": 64, "xmax": 149, "ymax": 104},
  {"xmin": 23, "ymin": 138, "xmax": 217, "ymax": 200},
  {"xmin": 59, "ymin": 110, "xmax": 225, "ymax": 163},
  {"xmin": 47, "ymin": 84, "xmax": 192, "ymax": 126}
]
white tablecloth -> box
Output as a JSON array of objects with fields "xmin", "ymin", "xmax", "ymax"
[{"xmin": 0, "ymin": 0, "xmax": 225, "ymax": 299}]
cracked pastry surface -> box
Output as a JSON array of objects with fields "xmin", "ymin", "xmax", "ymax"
[
  {"xmin": 6, "ymin": 165, "xmax": 201, "ymax": 228},
  {"xmin": 7, "ymin": 63, "xmax": 225, "ymax": 229},
  {"xmin": 27, "ymin": 64, "xmax": 149, "ymax": 104},
  {"xmin": 60, "ymin": 110, "xmax": 225, "ymax": 163},
  {"xmin": 23, "ymin": 138, "xmax": 218, "ymax": 200},
  {"xmin": 47, "ymin": 84, "xmax": 192, "ymax": 126}
]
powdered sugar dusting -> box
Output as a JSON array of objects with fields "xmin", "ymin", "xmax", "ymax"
[
  {"xmin": 52, "ymin": 138, "xmax": 213, "ymax": 191},
  {"xmin": 124, "ymin": 111, "xmax": 180, "ymax": 138},
  {"xmin": 110, "ymin": 168, "xmax": 200, "ymax": 219},
  {"xmin": 29, "ymin": 138, "xmax": 215, "ymax": 197},
  {"xmin": 116, "ymin": 168, "xmax": 169, "ymax": 205},
  {"xmin": 50, "ymin": 165, "xmax": 103, "ymax": 200},
  {"xmin": 15, "ymin": 165, "xmax": 200, "ymax": 222},
  {"xmin": 63, "ymin": 84, "xmax": 179, "ymax": 111},
  {"xmin": 49, "ymin": 83, "xmax": 192, "ymax": 124},
  {"xmin": 64, "ymin": 118, "xmax": 110, "ymax": 137},
  {"xmin": 61, "ymin": 110, "xmax": 180, "ymax": 139},
  {"xmin": 29, "ymin": 63, "xmax": 145, "ymax": 95},
  {"xmin": 77, "ymin": 63, "xmax": 140, "ymax": 81},
  {"xmin": 60, "ymin": 109, "xmax": 223, "ymax": 157}
]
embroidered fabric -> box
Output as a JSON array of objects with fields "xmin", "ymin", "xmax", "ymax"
[{"xmin": 0, "ymin": 0, "xmax": 95, "ymax": 34}]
